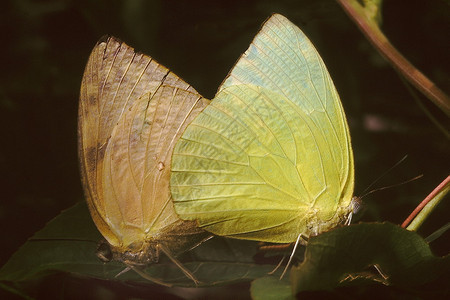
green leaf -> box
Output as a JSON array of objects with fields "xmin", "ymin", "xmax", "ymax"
[
  {"xmin": 0, "ymin": 202, "xmax": 102, "ymax": 284},
  {"xmin": 291, "ymin": 222, "xmax": 450, "ymax": 294},
  {"xmin": 251, "ymin": 276, "xmax": 293, "ymax": 300},
  {"xmin": 0, "ymin": 202, "xmax": 275, "ymax": 296}
]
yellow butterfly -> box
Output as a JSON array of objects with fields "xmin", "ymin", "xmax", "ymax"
[
  {"xmin": 171, "ymin": 14, "xmax": 356, "ymax": 244},
  {"xmin": 170, "ymin": 13, "xmax": 357, "ymax": 278}
]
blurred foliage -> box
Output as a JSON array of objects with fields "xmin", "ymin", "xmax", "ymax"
[{"xmin": 0, "ymin": 0, "xmax": 448, "ymax": 299}]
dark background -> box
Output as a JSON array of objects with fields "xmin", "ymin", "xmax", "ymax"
[{"xmin": 1, "ymin": 0, "xmax": 448, "ymax": 298}]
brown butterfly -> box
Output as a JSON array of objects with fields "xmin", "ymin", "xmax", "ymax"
[{"xmin": 78, "ymin": 36, "xmax": 211, "ymax": 286}]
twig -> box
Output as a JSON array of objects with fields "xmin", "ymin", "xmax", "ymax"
[
  {"xmin": 401, "ymin": 175, "xmax": 450, "ymax": 228},
  {"xmin": 336, "ymin": 0, "xmax": 450, "ymax": 116}
]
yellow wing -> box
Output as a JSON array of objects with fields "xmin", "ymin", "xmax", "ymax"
[
  {"xmin": 78, "ymin": 36, "xmax": 209, "ymax": 251},
  {"xmin": 171, "ymin": 14, "xmax": 354, "ymax": 243}
]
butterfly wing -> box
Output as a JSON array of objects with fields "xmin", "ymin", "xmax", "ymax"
[
  {"xmin": 171, "ymin": 14, "xmax": 354, "ymax": 243},
  {"xmin": 79, "ymin": 36, "xmax": 209, "ymax": 250}
]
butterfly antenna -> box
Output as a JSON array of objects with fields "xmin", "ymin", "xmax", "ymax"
[
  {"xmin": 360, "ymin": 155, "xmax": 409, "ymax": 197},
  {"xmin": 360, "ymin": 174, "xmax": 423, "ymax": 199},
  {"xmin": 280, "ymin": 233, "xmax": 302, "ymax": 279}
]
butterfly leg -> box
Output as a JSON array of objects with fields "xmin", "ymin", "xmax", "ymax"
[
  {"xmin": 126, "ymin": 263, "xmax": 173, "ymax": 287},
  {"xmin": 280, "ymin": 233, "xmax": 307, "ymax": 279},
  {"xmin": 158, "ymin": 244, "xmax": 200, "ymax": 286}
]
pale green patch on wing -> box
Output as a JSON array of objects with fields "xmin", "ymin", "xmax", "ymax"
[{"xmin": 171, "ymin": 14, "xmax": 354, "ymax": 243}]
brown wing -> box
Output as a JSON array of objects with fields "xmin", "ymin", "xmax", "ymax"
[{"xmin": 78, "ymin": 36, "xmax": 209, "ymax": 250}]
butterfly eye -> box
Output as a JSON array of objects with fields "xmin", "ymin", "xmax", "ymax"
[
  {"xmin": 351, "ymin": 197, "xmax": 363, "ymax": 215},
  {"xmin": 96, "ymin": 241, "xmax": 113, "ymax": 263}
]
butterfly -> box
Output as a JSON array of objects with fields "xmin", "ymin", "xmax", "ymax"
[
  {"xmin": 170, "ymin": 14, "xmax": 357, "ymax": 245},
  {"xmin": 78, "ymin": 36, "xmax": 211, "ymax": 286}
]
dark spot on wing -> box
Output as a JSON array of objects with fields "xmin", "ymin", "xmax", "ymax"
[{"xmin": 84, "ymin": 146, "xmax": 98, "ymax": 173}]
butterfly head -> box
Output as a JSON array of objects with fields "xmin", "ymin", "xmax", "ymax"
[{"xmin": 95, "ymin": 239, "xmax": 160, "ymax": 266}]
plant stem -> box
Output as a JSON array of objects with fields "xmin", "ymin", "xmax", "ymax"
[
  {"xmin": 336, "ymin": 0, "xmax": 450, "ymax": 116},
  {"xmin": 402, "ymin": 175, "xmax": 450, "ymax": 231}
]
